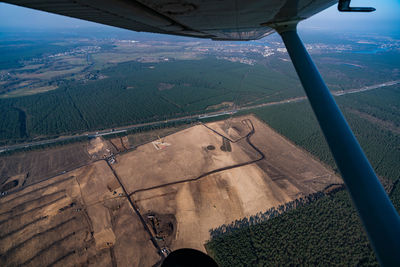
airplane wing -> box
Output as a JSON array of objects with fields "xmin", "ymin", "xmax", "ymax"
[
  {"xmin": 3, "ymin": 0, "xmax": 400, "ymax": 266},
  {"xmin": 2, "ymin": 0, "xmax": 336, "ymax": 40}
]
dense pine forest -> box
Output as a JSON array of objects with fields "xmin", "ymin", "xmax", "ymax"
[
  {"xmin": 0, "ymin": 58, "xmax": 301, "ymax": 145},
  {"xmin": 206, "ymin": 188, "xmax": 397, "ymax": 266},
  {"xmin": 206, "ymin": 84, "xmax": 400, "ymax": 266}
]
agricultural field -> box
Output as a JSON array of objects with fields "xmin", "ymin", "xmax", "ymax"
[
  {"xmin": 0, "ymin": 124, "xmax": 190, "ymax": 192},
  {"xmin": 0, "ymin": 142, "xmax": 91, "ymax": 187}
]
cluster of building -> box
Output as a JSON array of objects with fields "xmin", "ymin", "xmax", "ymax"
[
  {"xmin": 48, "ymin": 46, "xmax": 101, "ymax": 58},
  {"xmin": 217, "ymin": 56, "xmax": 256, "ymax": 65}
]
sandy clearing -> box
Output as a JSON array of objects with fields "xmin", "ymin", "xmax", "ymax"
[
  {"xmin": 113, "ymin": 124, "xmax": 253, "ymax": 193},
  {"xmin": 247, "ymin": 115, "xmax": 342, "ymax": 193},
  {"xmin": 0, "ymin": 115, "xmax": 342, "ymax": 266},
  {"xmin": 119, "ymin": 115, "xmax": 342, "ymax": 253},
  {"xmin": 132, "ymin": 163, "xmax": 292, "ymax": 252},
  {"xmin": 0, "ymin": 160, "xmax": 160, "ymax": 266}
]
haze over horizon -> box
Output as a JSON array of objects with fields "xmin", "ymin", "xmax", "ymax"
[{"xmin": 1, "ymin": 0, "xmax": 399, "ymax": 37}]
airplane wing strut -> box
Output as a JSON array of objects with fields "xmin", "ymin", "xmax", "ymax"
[
  {"xmin": 277, "ymin": 23, "xmax": 400, "ymax": 267},
  {"xmin": 2, "ymin": 1, "xmax": 400, "ymax": 265}
]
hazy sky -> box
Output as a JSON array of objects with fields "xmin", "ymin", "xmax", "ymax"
[{"xmin": 0, "ymin": 0, "xmax": 399, "ymax": 34}]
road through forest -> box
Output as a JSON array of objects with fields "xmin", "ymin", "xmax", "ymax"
[{"xmin": 1, "ymin": 79, "xmax": 399, "ymax": 153}]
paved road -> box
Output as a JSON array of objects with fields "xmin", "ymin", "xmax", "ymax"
[{"xmin": 1, "ymin": 79, "xmax": 399, "ymax": 154}]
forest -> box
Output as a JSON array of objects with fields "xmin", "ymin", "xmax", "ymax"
[
  {"xmin": 0, "ymin": 58, "xmax": 301, "ymax": 145},
  {"xmin": 206, "ymin": 84, "xmax": 400, "ymax": 266},
  {"xmin": 249, "ymin": 84, "xmax": 400, "ymax": 181},
  {"xmin": 1, "ymin": 34, "xmax": 399, "ymax": 145},
  {"xmin": 206, "ymin": 189, "xmax": 394, "ymax": 266},
  {"xmin": 0, "ymin": 38, "xmax": 75, "ymax": 69}
]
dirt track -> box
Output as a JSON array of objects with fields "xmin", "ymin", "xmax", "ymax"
[
  {"xmin": 0, "ymin": 115, "xmax": 342, "ymax": 266},
  {"xmin": 113, "ymin": 115, "xmax": 342, "ymax": 252},
  {"xmin": 128, "ymin": 119, "xmax": 262, "ymax": 196},
  {"xmin": 0, "ymin": 161, "xmax": 160, "ymax": 267}
]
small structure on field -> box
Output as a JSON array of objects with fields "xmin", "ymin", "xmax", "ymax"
[{"xmin": 152, "ymin": 136, "xmax": 171, "ymax": 150}]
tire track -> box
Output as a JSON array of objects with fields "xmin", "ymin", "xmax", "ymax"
[
  {"xmin": 128, "ymin": 119, "xmax": 264, "ymax": 196},
  {"xmin": 105, "ymin": 160, "xmax": 164, "ymax": 260}
]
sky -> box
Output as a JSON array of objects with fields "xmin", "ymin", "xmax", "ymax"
[{"xmin": 0, "ymin": 0, "xmax": 399, "ymax": 35}]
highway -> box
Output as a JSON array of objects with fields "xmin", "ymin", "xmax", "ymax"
[{"xmin": 1, "ymin": 79, "xmax": 399, "ymax": 154}]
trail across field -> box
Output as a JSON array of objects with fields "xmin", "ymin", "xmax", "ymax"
[{"xmin": 128, "ymin": 119, "xmax": 264, "ymax": 196}]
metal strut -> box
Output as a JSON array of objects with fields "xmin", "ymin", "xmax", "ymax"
[
  {"xmin": 278, "ymin": 26, "xmax": 400, "ymax": 266},
  {"xmin": 338, "ymin": 0, "xmax": 376, "ymax": 12}
]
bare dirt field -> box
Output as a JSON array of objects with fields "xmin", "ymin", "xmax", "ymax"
[
  {"xmin": 109, "ymin": 137, "xmax": 126, "ymax": 152},
  {"xmin": 0, "ymin": 143, "xmax": 91, "ymax": 188},
  {"xmin": 87, "ymin": 137, "xmax": 116, "ymax": 159},
  {"xmin": 0, "ymin": 115, "xmax": 342, "ymax": 266},
  {"xmin": 113, "ymin": 123, "xmax": 255, "ymax": 193},
  {"xmin": 0, "ymin": 137, "xmax": 121, "ymax": 193},
  {"xmin": 0, "ymin": 160, "xmax": 160, "ymax": 267},
  {"xmin": 112, "ymin": 115, "xmax": 342, "ymax": 253},
  {"xmin": 126, "ymin": 124, "xmax": 192, "ymax": 149},
  {"xmin": 242, "ymin": 116, "xmax": 342, "ymax": 197}
]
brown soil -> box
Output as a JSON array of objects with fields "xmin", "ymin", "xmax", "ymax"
[
  {"xmin": 0, "ymin": 173, "xmax": 27, "ymax": 192},
  {"xmin": 144, "ymin": 212, "xmax": 177, "ymax": 247},
  {"xmin": 126, "ymin": 125, "xmax": 191, "ymax": 149},
  {"xmin": 0, "ymin": 161, "xmax": 160, "ymax": 267},
  {"xmin": 220, "ymin": 137, "xmax": 232, "ymax": 152},
  {"xmin": 121, "ymin": 136, "xmax": 129, "ymax": 150},
  {"xmin": 113, "ymin": 115, "xmax": 341, "ymax": 253},
  {"xmin": 109, "ymin": 138, "xmax": 126, "ymax": 153},
  {"xmin": 87, "ymin": 137, "xmax": 115, "ymax": 159},
  {"xmin": 247, "ymin": 116, "xmax": 342, "ymax": 194},
  {"xmin": 0, "ymin": 115, "xmax": 342, "ymax": 265},
  {"xmin": 113, "ymin": 124, "xmax": 254, "ymax": 193},
  {"xmin": 0, "ymin": 143, "xmax": 91, "ymax": 188}
]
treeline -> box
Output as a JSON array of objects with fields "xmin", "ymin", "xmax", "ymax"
[
  {"xmin": 0, "ymin": 60, "xmax": 239, "ymax": 142},
  {"xmin": 206, "ymin": 190, "xmax": 384, "ymax": 266},
  {"xmin": 102, "ymin": 119, "xmax": 197, "ymax": 140},
  {"xmin": 337, "ymin": 84, "xmax": 400, "ymax": 127},
  {"xmin": 248, "ymin": 96, "xmax": 400, "ymax": 181},
  {"xmin": 0, "ymin": 136, "xmax": 88, "ymax": 157},
  {"xmin": 0, "ymin": 58, "xmax": 302, "ymax": 144},
  {"xmin": 209, "ymin": 191, "xmax": 326, "ymax": 239},
  {"xmin": 0, "ymin": 40, "xmax": 74, "ymax": 70}
]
